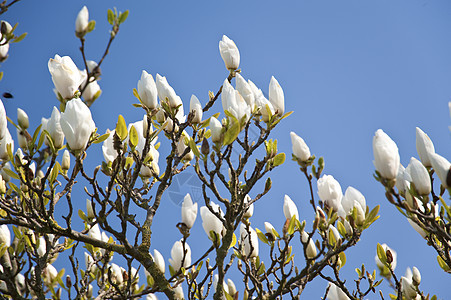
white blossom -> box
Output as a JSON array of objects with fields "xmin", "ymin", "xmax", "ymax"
[
  {"xmin": 60, "ymin": 99, "xmax": 96, "ymax": 151},
  {"xmin": 317, "ymin": 174, "xmax": 343, "ymax": 212},
  {"xmin": 283, "ymin": 194, "xmax": 299, "ymax": 221},
  {"xmin": 169, "ymin": 240, "xmax": 191, "ymax": 272},
  {"xmin": 405, "ymin": 157, "xmax": 431, "ymax": 195},
  {"xmin": 268, "ymin": 76, "xmax": 284, "ymax": 116},
  {"xmin": 240, "ymin": 224, "xmax": 259, "ymax": 257},
  {"xmin": 415, "ymin": 127, "xmax": 435, "ymax": 167},
  {"xmin": 48, "ymin": 55, "xmax": 86, "ymax": 99},
  {"xmin": 373, "ymin": 129, "xmax": 400, "ymax": 180},
  {"xmin": 429, "ymin": 152, "xmax": 451, "ymax": 188},
  {"xmin": 219, "ymin": 35, "xmax": 240, "ymax": 70},
  {"xmin": 138, "ymin": 70, "xmax": 158, "ymax": 109},
  {"xmin": 189, "ymin": 94, "xmax": 202, "ymax": 123},
  {"xmin": 200, "ymin": 202, "xmax": 224, "ymax": 240},
  {"xmin": 181, "ymin": 193, "xmax": 197, "ymax": 229},
  {"xmin": 75, "ymin": 6, "xmax": 89, "ymax": 36},
  {"xmin": 290, "ymin": 131, "xmax": 311, "ymax": 162}
]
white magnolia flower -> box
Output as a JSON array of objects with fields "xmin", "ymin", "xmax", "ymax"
[
  {"xmin": 235, "ymin": 74, "xmax": 255, "ymax": 109},
  {"xmin": 283, "ymin": 194, "xmax": 299, "ymax": 221},
  {"xmin": 290, "ymin": 131, "xmax": 311, "ymax": 162},
  {"xmin": 88, "ymin": 224, "xmax": 102, "ymax": 240},
  {"xmin": 81, "ymin": 79, "xmax": 101, "ymax": 105},
  {"xmin": 173, "ymin": 284, "xmax": 184, "ymax": 300},
  {"xmin": 219, "ymin": 35, "xmax": 240, "ymax": 70},
  {"xmin": 0, "ymin": 34, "xmax": 9, "ymax": 61},
  {"xmin": 200, "ymin": 202, "xmax": 224, "ymax": 241},
  {"xmin": 60, "ymin": 99, "xmax": 96, "ymax": 151},
  {"xmin": 43, "ymin": 107, "xmax": 65, "ymax": 149},
  {"xmin": 401, "ymin": 268, "xmax": 418, "ymax": 299},
  {"xmin": 405, "ymin": 157, "xmax": 431, "ymax": 195},
  {"xmin": 146, "ymin": 294, "xmax": 158, "ymax": 300},
  {"xmin": 102, "ymin": 129, "xmax": 116, "ymax": 163},
  {"xmin": 415, "ymin": 127, "xmax": 435, "ymax": 167},
  {"xmin": 327, "ymin": 283, "xmax": 350, "ymax": 300},
  {"xmin": 75, "ymin": 6, "xmax": 89, "ymax": 36},
  {"xmin": 341, "ymin": 186, "xmax": 366, "ymax": 217},
  {"xmin": 264, "ymin": 222, "xmax": 277, "ymax": 239},
  {"xmin": 317, "ymin": 175, "xmax": 343, "ymax": 212},
  {"xmin": 189, "ymin": 94, "xmax": 202, "ymax": 123},
  {"xmin": 0, "ymin": 99, "xmax": 6, "ymax": 139},
  {"xmin": 243, "ymin": 194, "xmax": 254, "ymax": 219},
  {"xmin": 0, "ymin": 224, "xmax": 10, "ymax": 247},
  {"xmin": 169, "ymin": 240, "xmax": 191, "ymax": 271},
  {"xmin": 375, "ymin": 243, "xmax": 397, "ymax": 271},
  {"xmin": 155, "ymin": 74, "xmax": 181, "ymax": 108},
  {"xmin": 395, "ymin": 164, "xmax": 410, "ymax": 194},
  {"xmin": 240, "ymin": 224, "xmax": 259, "ymax": 257},
  {"xmin": 301, "ymin": 231, "xmax": 317, "ymax": 259},
  {"xmin": 407, "ymin": 218, "xmax": 427, "ymax": 239},
  {"xmin": 210, "ymin": 116, "xmax": 223, "ymax": 143},
  {"xmin": 213, "ymin": 274, "xmax": 229, "ymax": 300},
  {"xmin": 0, "ymin": 129, "xmax": 13, "ymax": 160},
  {"xmin": 373, "ymin": 129, "xmax": 400, "ymax": 180},
  {"xmin": 138, "ymin": 70, "xmax": 158, "ymax": 109},
  {"xmin": 177, "ymin": 131, "xmax": 193, "ymax": 162},
  {"xmin": 17, "ymin": 108, "xmax": 29, "ymax": 129},
  {"xmin": 429, "ymin": 152, "xmax": 451, "ymax": 188},
  {"xmin": 181, "ymin": 193, "xmax": 197, "ymax": 229},
  {"xmin": 152, "ymin": 249, "xmax": 165, "ymax": 274},
  {"xmin": 110, "ymin": 263, "xmax": 124, "ymax": 284},
  {"xmin": 48, "ymin": 55, "xmax": 86, "ymax": 99},
  {"xmin": 43, "ymin": 264, "xmax": 58, "ymax": 287},
  {"xmin": 268, "ymin": 76, "xmax": 284, "ymax": 116}
]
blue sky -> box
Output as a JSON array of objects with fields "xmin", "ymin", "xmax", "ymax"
[{"xmin": 2, "ymin": 0, "xmax": 451, "ymax": 298}]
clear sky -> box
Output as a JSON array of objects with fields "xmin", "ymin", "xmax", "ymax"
[{"xmin": 3, "ymin": 0, "xmax": 451, "ymax": 298}]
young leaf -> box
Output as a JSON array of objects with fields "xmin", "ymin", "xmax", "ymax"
[
  {"xmin": 129, "ymin": 125, "xmax": 139, "ymax": 148},
  {"xmin": 116, "ymin": 115, "xmax": 127, "ymax": 141},
  {"xmin": 273, "ymin": 153, "xmax": 286, "ymax": 166},
  {"xmin": 223, "ymin": 119, "xmax": 240, "ymax": 146}
]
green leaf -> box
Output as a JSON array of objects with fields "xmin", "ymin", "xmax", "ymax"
[
  {"xmin": 287, "ymin": 216, "xmax": 297, "ymax": 235},
  {"xmin": 3, "ymin": 168, "xmax": 19, "ymax": 180},
  {"xmin": 223, "ymin": 119, "xmax": 240, "ymax": 146},
  {"xmin": 133, "ymin": 88, "xmax": 141, "ymax": 101},
  {"xmin": 93, "ymin": 133, "xmax": 110, "ymax": 144},
  {"xmin": 437, "ymin": 255, "xmax": 451, "ymax": 272},
  {"xmin": 337, "ymin": 221, "xmax": 347, "ymax": 237},
  {"xmin": 42, "ymin": 130, "xmax": 56, "ymax": 153},
  {"xmin": 107, "ymin": 9, "xmax": 114, "ymax": 25},
  {"xmin": 12, "ymin": 32, "xmax": 27, "ymax": 43},
  {"xmin": 116, "ymin": 115, "xmax": 127, "ymax": 141},
  {"xmin": 87, "ymin": 20, "xmax": 96, "ymax": 33},
  {"xmin": 49, "ymin": 162, "xmax": 61, "ymax": 184},
  {"xmin": 255, "ymin": 228, "xmax": 268, "ymax": 245},
  {"xmin": 78, "ymin": 210, "xmax": 87, "ymax": 222},
  {"xmin": 273, "ymin": 153, "xmax": 286, "ymax": 166},
  {"xmin": 280, "ymin": 111, "xmax": 293, "ymax": 120},
  {"xmin": 376, "ymin": 243, "xmax": 387, "ymax": 266},
  {"xmin": 365, "ymin": 205, "xmax": 380, "ymax": 225},
  {"xmin": 118, "ymin": 10, "xmax": 129, "ymax": 24},
  {"xmin": 129, "ymin": 125, "xmax": 138, "ymax": 148},
  {"xmin": 229, "ymin": 233, "xmax": 236, "ymax": 249},
  {"xmin": 0, "ymin": 71, "xmax": 3, "ymax": 81},
  {"xmin": 339, "ymin": 252, "xmax": 346, "ymax": 268},
  {"xmin": 188, "ymin": 138, "xmax": 201, "ymax": 157},
  {"xmin": 37, "ymin": 132, "xmax": 46, "ymax": 150},
  {"xmin": 12, "ymin": 226, "xmax": 21, "ymax": 239},
  {"xmin": 31, "ymin": 124, "xmax": 42, "ymax": 145}
]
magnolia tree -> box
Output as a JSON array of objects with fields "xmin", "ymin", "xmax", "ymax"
[{"xmin": 0, "ymin": 3, "xmax": 447, "ymax": 300}]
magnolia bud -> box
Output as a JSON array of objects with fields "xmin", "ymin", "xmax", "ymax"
[
  {"xmin": 405, "ymin": 157, "xmax": 431, "ymax": 195},
  {"xmin": 415, "ymin": 127, "xmax": 435, "ymax": 167},
  {"xmin": 240, "ymin": 224, "xmax": 259, "ymax": 257},
  {"xmin": 317, "ymin": 174, "xmax": 343, "ymax": 212},
  {"xmin": 0, "ymin": 99, "xmax": 6, "ymax": 140},
  {"xmin": 138, "ymin": 70, "xmax": 158, "ymax": 109},
  {"xmin": 243, "ymin": 194, "xmax": 254, "ymax": 219},
  {"xmin": 412, "ymin": 266, "xmax": 421, "ymax": 285},
  {"xmin": 75, "ymin": 6, "xmax": 89, "ymax": 37},
  {"xmin": 62, "ymin": 150, "xmax": 70, "ymax": 171},
  {"xmin": 373, "ymin": 129, "xmax": 400, "ymax": 180},
  {"xmin": 200, "ymin": 202, "xmax": 224, "ymax": 241},
  {"xmin": 210, "ymin": 116, "xmax": 222, "ymax": 143},
  {"xmin": 189, "ymin": 94, "xmax": 202, "ymax": 124},
  {"xmin": 269, "ymin": 76, "xmax": 284, "ymax": 116},
  {"xmin": 0, "ymin": 224, "xmax": 10, "ymax": 247},
  {"xmin": 290, "ymin": 131, "xmax": 311, "ymax": 162},
  {"xmin": 0, "ymin": 175, "xmax": 5, "ymax": 194},
  {"xmin": 152, "ymin": 249, "xmax": 165, "ymax": 274},
  {"xmin": 86, "ymin": 199, "xmax": 94, "ymax": 220},
  {"xmin": 181, "ymin": 193, "xmax": 197, "ymax": 229},
  {"xmin": 168, "ymin": 240, "xmax": 191, "ymax": 272},
  {"xmin": 283, "ymin": 194, "xmax": 299, "ymax": 221},
  {"xmin": 17, "ymin": 108, "xmax": 29, "ymax": 130},
  {"xmin": 301, "ymin": 231, "xmax": 317, "ymax": 259},
  {"xmin": 60, "ymin": 99, "xmax": 96, "ymax": 151},
  {"xmin": 219, "ymin": 35, "xmax": 240, "ymax": 70},
  {"xmin": 429, "ymin": 152, "xmax": 451, "ymax": 188}
]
